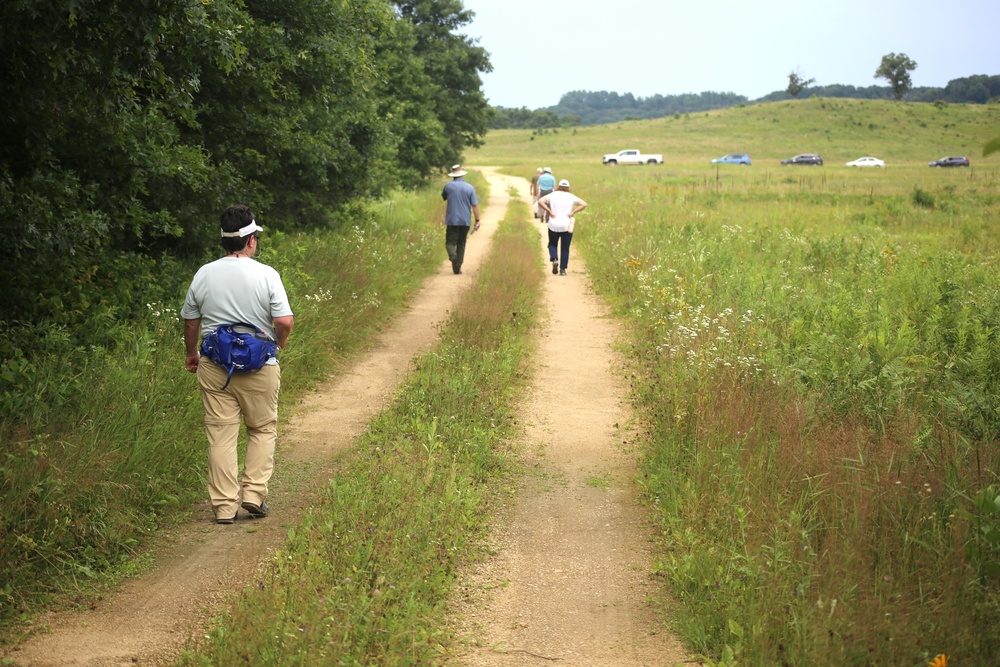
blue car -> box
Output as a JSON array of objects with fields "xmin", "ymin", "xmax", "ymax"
[{"xmin": 711, "ymin": 153, "xmax": 752, "ymax": 166}]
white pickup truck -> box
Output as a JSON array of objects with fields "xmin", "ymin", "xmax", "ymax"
[{"xmin": 602, "ymin": 149, "xmax": 664, "ymax": 165}]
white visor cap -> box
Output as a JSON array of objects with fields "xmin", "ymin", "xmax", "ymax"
[{"xmin": 221, "ymin": 220, "xmax": 263, "ymax": 238}]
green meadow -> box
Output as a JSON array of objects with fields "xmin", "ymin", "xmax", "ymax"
[
  {"xmin": 472, "ymin": 97, "xmax": 1000, "ymax": 665},
  {"xmin": 3, "ymin": 97, "xmax": 999, "ymax": 666}
]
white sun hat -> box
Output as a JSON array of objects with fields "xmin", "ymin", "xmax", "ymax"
[{"xmin": 221, "ymin": 218, "xmax": 263, "ymax": 238}]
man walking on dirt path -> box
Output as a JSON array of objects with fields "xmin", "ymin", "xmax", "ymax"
[
  {"xmin": 442, "ymin": 164, "xmax": 481, "ymax": 275},
  {"xmin": 182, "ymin": 204, "xmax": 294, "ymax": 525},
  {"xmin": 538, "ymin": 178, "xmax": 587, "ymax": 276}
]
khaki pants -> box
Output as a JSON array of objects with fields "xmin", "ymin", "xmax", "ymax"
[{"xmin": 197, "ymin": 360, "xmax": 281, "ymax": 519}]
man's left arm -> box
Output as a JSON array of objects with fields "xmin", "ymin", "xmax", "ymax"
[
  {"xmin": 273, "ymin": 315, "xmax": 293, "ymax": 350},
  {"xmin": 472, "ymin": 204, "xmax": 481, "ymax": 230},
  {"xmin": 572, "ymin": 198, "xmax": 589, "ymax": 216}
]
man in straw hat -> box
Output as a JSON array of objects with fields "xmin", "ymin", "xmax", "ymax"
[{"xmin": 441, "ymin": 164, "xmax": 480, "ymax": 275}]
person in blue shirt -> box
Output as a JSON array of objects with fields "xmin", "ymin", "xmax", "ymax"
[
  {"xmin": 441, "ymin": 164, "xmax": 481, "ymax": 275},
  {"xmin": 535, "ymin": 167, "xmax": 556, "ymax": 222}
]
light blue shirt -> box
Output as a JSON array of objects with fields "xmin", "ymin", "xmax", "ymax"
[
  {"xmin": 442, "ymin": 178, "xmax": 479, "ymax": 226},
  {"xmin": 537, "ymin": 173, "xmax": 556, "ymax": 192}
]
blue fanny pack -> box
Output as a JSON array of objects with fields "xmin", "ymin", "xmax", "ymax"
[{"xmin": 200, "ymin": 322, "xmax": 278, "ymax": 390}]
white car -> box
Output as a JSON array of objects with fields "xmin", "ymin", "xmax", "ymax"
[
  {"xmin": 845, "ymin": 156, "xmax": 885, "ymax": 168},
  {"xmin": 602, "ymin": 149, "xmax": 664, "ymax": 165}
]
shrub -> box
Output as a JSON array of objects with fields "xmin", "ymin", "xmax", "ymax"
[{"xmin": 912, "ymin": 187, "xmax": 936, "ymax": 208}]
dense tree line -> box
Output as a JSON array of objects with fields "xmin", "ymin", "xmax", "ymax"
[
  {"xmin": 516, "ymin": 74, "xmax": 1000, "ymax": 127},
  {"xmin": 758, "ymin": 83, "xmax": 915, "ymax": 102},
  {"xmin": 487, "ymin": 106, "xmax": 580, "ymax": 130},
  {"xmin": 940, "ymin": 74, "xmax": 1000, "ymax": 103},
  {"xmin": 756, "ymin": 74, "xmax": 1000, "ymax": 104},
  {"xmin": 0, "ymin": 0, "xmax": 490, "ymax": 360},
  {"xmin": 543, "ymin": 90, "xmax": 749, "ymax": 125}
]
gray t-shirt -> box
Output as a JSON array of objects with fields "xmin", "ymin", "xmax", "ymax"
[{"xmin": 181, "ymin": 257, "xmax": 293, "ymax": 342}]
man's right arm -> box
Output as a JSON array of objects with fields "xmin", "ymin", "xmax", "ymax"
[
  {"xmin": 538, "ymin": 195, "xmax": 553, "ymax": 217},
  {"xmin": 184, "ymin": 318, "xmax": 201, "ymax": 372}
]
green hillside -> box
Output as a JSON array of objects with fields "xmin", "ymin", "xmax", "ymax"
[
  {"xmin": 472, "ymin": 97, "xmax": 1000, "ymax": 666},
  {"xmin": 473, "ymin": 98, "xmax": 1000, "ymax": 172}
]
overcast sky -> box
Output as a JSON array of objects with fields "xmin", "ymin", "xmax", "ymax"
[{"xmin": 459, "ymin": 0, "xmax": 1000, "ymax": 109}]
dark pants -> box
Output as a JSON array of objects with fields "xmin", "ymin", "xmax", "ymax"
[
  {"xmin": 445, "ymin": 225, "xmax": 470, "ymax": 273},
  {"xmin": 548, "ymin": 230, "xmax": 573, "ymax": 270}
]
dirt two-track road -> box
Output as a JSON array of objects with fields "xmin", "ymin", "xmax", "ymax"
[{"xmin": 5, "ymin": 169, "xmax": 690, "ymax": 666}]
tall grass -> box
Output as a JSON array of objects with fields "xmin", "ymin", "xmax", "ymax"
[
  {"xmin": 0, "ymin": 183, "xmax": 453, "ymax": 639},
  {"xmin": 577, "ymin": 175, "xmax": 1000, "ymax": 664},
  {"xmin": 178, "ymin": 197, "xmax": 542, "ymax": 664},
  {"xmin": 469, "ymin": 100, "xmax": 1000, "ymax": 664}
]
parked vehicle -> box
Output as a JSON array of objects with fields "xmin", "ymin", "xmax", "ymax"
[
  {"xmin": 711, "ymin": 153, "xmax": 751, "ymax": 166},
  {"xmin": 781, "ymin": 153, "xmax": 823, "ymax": 166},
  {"xmin": 928, "ymin": 156, "xmax": 970, "ymax": 167},
  {"xmin": 602, "ymin": 149, "xmax": 664, "ymax": 165},
  {"xmin": 845, "ymin": 157, "xmax": 885, "ymax": 168}
]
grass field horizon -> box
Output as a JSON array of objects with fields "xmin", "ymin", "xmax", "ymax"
[
  {"xmin": 475, "ymin": 97, "xmax": 1000, "ymax": 172},
  {"xmin": 470, "ymin": 97, "xmax": 1000, "ymax": 665}
]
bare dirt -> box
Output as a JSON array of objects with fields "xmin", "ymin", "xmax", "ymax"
[
  {"xmin": 447, "ymin": 175, "xmax": 690, "ymax": 666},
  {"xmin": 4, "ymin": 169, "xmax": 690, "ymax": 666}
]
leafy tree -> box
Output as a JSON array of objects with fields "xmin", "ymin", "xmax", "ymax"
[
  {"xmin": 787, "ymin": 70, "xmax": 816, "ymax": 98},
  {"xmin": 373, "ymin": 15, "xmax": 451, "ymax": 187},
  {"xmin": 0, "ymin": 0, "xmax": 251, "ymax": 348},
  {"xmin": 392, "ymin": 0, "xmax": 493, "ymax": 167},
  {"xmin": 0, "ymin": 0, "xmax": 491, "ymax": 356},
  {"xmin": 190, "ymin": 0, "xmax": 394, "ymax": 224},
  {"xmin": 874, "ymin": 52, "xmax": 917, "ymax": 100}
]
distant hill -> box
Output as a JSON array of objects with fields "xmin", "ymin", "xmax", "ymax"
[
  {"xmin": 475, "ymin": 96, "xmax": 1000, "ymax": 170},
  {"xmin": 488, "ymin": 74, "xmax": 1000, "ymax": 129}
]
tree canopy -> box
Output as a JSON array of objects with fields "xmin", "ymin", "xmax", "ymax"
[
  {"xmin": 875, "ymin": 52, "xmax": 918, "ymax": 100},
  {"xmin": 787, "ymin": 70, "xmax": 816, "ymax": 98},
  {"xmin": 0, "ymin": 0, "xmax": 491, "ymax": 358}
]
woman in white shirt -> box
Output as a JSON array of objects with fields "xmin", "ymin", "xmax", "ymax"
[{"xmin": 538, "ymin": 179, "xmax": 588, "ymax": 276}]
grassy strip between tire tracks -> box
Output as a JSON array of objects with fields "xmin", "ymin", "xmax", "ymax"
[{"xmin": 178, "ymin": 195, "xmax": 542, "ymax": 664}]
